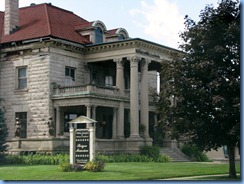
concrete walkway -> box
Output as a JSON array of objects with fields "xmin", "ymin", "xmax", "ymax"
[{"xmin": 157, "ymin": 174, "xmax": 232, "ymax": 180}]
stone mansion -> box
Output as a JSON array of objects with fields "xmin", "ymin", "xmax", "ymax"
[{"xmin": 0, "ymin": 0, "xmax": 183, "ymax": 154}]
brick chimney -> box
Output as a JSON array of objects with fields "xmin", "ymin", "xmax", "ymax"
[{"xmin": 4, "ymin": 0, "xmax": 19, "ymax": 35}]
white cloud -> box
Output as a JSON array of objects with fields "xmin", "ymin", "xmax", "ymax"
[{"xmin": 130, "ymin": 0, "xmax": 184, "ymax": 49}]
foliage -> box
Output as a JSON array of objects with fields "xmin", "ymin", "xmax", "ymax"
[
  {"xmin": 181, "ymin": 144, "xmax": 209, "ymax": 162},
  {"xmin": 95, "ymin": 152, "xmax": 170, "ymax": 163},
  {"xmin": 2, "ymin": 153, "xmax": 69, "ymax": 165},
  {"xmin": 140, "ymin": 145, "xmax": 160, "ymax": 161},
  {"xmin": 84, "ymin": 160, "xmax": 105, "ymax": 172},
  {"xmin": 0, "ymin": 99, "xmax": 8, "ymax": 163},
  {"xmin": 58, "ymin": 162, "xmax": 73, "ymax": 172},
  {"xmin": 157, "ymin": 0, "xmax": 240, "ymax": 178},
  {"xmin": 72, "ymin": 164, "xmax": 84, "ymax": 172}
]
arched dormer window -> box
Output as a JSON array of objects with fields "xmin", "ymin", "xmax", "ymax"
[
  {"xmin": 95, "ymin": 27, "xmax": 103, "ymax": 44},
  {"xmin": 92, "ymin": 20, "xmax": 107, "ymax": 44}
]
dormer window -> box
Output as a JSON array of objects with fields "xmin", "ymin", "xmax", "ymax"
[
  {"xmin": 95, "ymin": 27, "xmax": 103, "ymax": 44},
  {"xmin": 118, "ymin": 34, "xmax": 125, "ymax": 40}
]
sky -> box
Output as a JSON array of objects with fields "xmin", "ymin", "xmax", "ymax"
[{"xmin": 0, "ymin": 0, "xmax": 220, "ymax": 50}]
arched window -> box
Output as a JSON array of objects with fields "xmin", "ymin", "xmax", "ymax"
[
  {"xmin": 95, "ymin": 27, "xmax": 103, "ymax": 43},
  {"xmin": 118, "ymin": 34, "xmax": 125, "ymax": 40}
]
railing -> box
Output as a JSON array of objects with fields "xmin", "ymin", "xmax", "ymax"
[
  {"xmin": 53, "ymin": 84, "xmax": 120, "ymax": 98},
  {"xmin": 52, "ymin": 84, "xmax": 156, "ymax": 102}
]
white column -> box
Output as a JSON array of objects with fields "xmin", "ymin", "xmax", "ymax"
[
  {"xmin": 56, "ymin": 106, "xmax": 60, "ymax": 137},
  {"xmin": 114, "ymin": 58, "xmax": 125, "ymax": 139},
  {"xmin": 69, "ymin": 127, "xmax": 75, "ymax": 164},
  {"xmin": 89, "ymin": 126, "xmax": 95, "ymax": 161},
  {"xmin": 114, "ymin": 58, "xmax": 125, "ymax": 95},
  {"xmin": 129, "ymin": 56, "xmax": 140, "ymax": 139},
  {"xmin": 140, "ymin": 58, "xmax": 151, "ymax": 139}
]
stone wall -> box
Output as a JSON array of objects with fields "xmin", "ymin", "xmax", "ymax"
[{"xmin": 0, "ymin": 48, "xmax": 51, "ymax": 139}]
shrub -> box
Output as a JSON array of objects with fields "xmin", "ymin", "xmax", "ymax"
[
  {"xmin": 181, "ymin": 144, "xmax": 209, "ymax": 162},
  {"xmin": 140, "ymin": 145, "xmax": 160, "ymax": 161},
  {"xmin": 95, "ymin": 153, "xmax": 170, "ymax": 163},
  {"xmin": 58, "ymin": 162, "xmax": 73, "ymax": 172},
  {"xmin": 3, "ymin": 153, "xmax": 69, "ymax": 165},
  {"xmin": 84, "ymin": 161, "xmax": 105, "ymax": 172}
]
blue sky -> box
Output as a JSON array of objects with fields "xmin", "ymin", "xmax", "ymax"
[{"xmin": 0, "ymin": 0, "xmax": 220, "ymax": 49}]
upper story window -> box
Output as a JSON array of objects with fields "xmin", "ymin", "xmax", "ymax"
[
  {"xmin": 65, "ymin": 67, "xmax": 76, "ymax": 86},
  {"xmin": 17, "ymin": 67, "xmax": 27, "ymax": 89},
  {"xmin": 95, "ymin": 27, "xmax": 103, "ymax": 44},
  {"xmin": 118, "ymin": 34, "xmax": 125, "ymax": 40}
]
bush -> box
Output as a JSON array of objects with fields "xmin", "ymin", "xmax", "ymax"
[
  {"xmin": 84, "ymin": 161, "xmax": 105, "ymax": 172},
  {"xmin": 95, "ymin": 153, "xmax": 170, "ymax": 163},
  {"xmin": 181, "ymin": 144, "xmax": 209, "ymax": 162},
  {"xmin": 140, "ymin": 145, "xmax": 160, "ymax": 161},
  {"xmin": 3, "ymin": 153, "xmax": 69, "ymax": 165},
  {"xmin": 58, "ymin": 162, "xmax": 73, "ymax": 172}
]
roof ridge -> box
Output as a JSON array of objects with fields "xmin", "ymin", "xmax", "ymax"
[{"xmin": 44, "ymin": 4, "xmax": 52, "ymax": 36}]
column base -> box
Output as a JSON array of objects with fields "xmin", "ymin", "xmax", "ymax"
[{"xmin": 128, "ymin": 134, "xmax": 143, "ymax": 140}]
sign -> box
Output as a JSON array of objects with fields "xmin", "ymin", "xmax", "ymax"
[{"xmin": 75, "ymin": 129, "xmax": 90, "ymax": 164}]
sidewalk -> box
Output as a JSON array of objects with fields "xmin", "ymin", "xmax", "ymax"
[{"xmin": 158, "ymin": 174, "xmax": 230, "ymax": 180}]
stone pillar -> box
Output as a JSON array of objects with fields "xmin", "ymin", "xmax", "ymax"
[
  {"xmin": 55, "ymin": 106, "xmax": 60, "ymax": 136},
  {"xmin": 140, "ymin": 59, "xmax": 151, "ymax": 139},
  {"xmin": 92, "ymin": 106, "xmax": 97, "ymax": 120},
  {"xmin": 86, "ymin": 105, "xmax": 92, "ymax": 128},
  {"xmin": 129, "ymin": 56, "xmax": 140, "ymax": 139},
  {"xmin": 114, "ymin": 58, "xmax": 125, "ymax": 139},
  {"xmin": 117, "ymin": 102, "xmax": 124, "ymax": 139},
  {"xmin": 86, "ymin": 105, "xmax": 92, "ymax": 118},
  {"xmin": 112, "ymin": 108, "xmax": 117, "ymax": 139},
  {"xmin": 114, "ymin": 58, "xmax": 125, "ymax": 95}
]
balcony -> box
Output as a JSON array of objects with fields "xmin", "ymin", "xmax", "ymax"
[{"xmin": 52, "ymin": 84, "xmax": 122, "ymax": 100}]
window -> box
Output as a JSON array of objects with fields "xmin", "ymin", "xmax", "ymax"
[
  {"xmin": 105, "ymin": 76, "xmax": 113, "ymax": 87},
  {"xmin": 95, "ymin": 27, "xmax": 103, "ymax": 43},
  {"xmin": 118, "ymin": 34, "xmax": 125, "ymax": 40},
  {"xmin": 15, "ymin": 112, "xmax": 27, "ymax": 138},
  {"xmin": 65, "ymin": 67, "xmax": 75, "ymax": 86},
  {"xmin": 17, "ymin": 67, "xmax": 27, "ymax": 89}
]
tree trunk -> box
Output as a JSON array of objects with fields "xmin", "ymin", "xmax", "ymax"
[{"xmin": 227, "ymin": 144, "xmax": 236, "ymax": 178}]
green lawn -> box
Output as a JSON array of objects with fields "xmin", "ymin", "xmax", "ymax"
[{"xmin": 0, "ymin": 162, "xmax": 240, "ymax": 180}]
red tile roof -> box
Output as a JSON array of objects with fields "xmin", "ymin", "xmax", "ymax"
[{"xmin": 0, "ymin": 3, "xmax": 92, "ymax": 44}]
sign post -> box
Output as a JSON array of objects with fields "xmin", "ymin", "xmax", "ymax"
[{"xmin": 68, "ymin": 116, "xmax": 97, "ymax": 165}]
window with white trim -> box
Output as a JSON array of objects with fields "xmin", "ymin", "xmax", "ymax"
[
  {"xmin": 65, "ymin": 67, "xmax": 76, "ymax": 86},
  {"xmin": 17, "ymin": 67, "xmax": 27, "ymax": 89}
]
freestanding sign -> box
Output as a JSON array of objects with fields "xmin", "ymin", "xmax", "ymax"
[
  {"xmin": 75, "ymin": 129, "xmax": 90, "ymax": 164},
  {"xmin": 68, "ymin": 116, "xmax": 97, "ymax": 165}
]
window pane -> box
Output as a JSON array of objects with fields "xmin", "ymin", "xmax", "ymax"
[
  {"xmin": 19, "ymin": 79, "xmax": 27, "ymax": 89},
  {"xmin": 65, "ymin": 68, "xmax": 70, "ymax": 76},
  {"xmin": 70, "ymin": 69, "xmax": 75, "ymax": 80},
  {"xmin": 18, "ymin": 68, "xmax": 27, "ymax": 78}
]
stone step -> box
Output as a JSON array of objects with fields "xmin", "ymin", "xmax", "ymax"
[{"xmin": 160, "ymin": 148, "xmax": 190, "ymax": 162}]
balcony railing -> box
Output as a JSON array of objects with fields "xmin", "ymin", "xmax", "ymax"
[
  {"xmin": 52, "ymin": 84, "xmax": 157, "ymax": 103},
  {"xmin": 52, "ymin": 84, "xmax": 121, "ymax": 99}
]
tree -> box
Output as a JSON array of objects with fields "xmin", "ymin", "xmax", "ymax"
[
  {"xmin": 0, "ymin": 99, "xmax": 8, "ymax": 163},
  {"xmin": 157, "ymin": 0, "xmax": 240, "ymax": 178}
]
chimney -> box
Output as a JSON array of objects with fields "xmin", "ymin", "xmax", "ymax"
[{"xmin": 4, "ymin": 0, "xmax": 19, "ymax": 35}]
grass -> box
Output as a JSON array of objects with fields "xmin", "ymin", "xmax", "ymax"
[{"xmin": 0, "ymin": 162, "xmax": 240, "ymax": 180}]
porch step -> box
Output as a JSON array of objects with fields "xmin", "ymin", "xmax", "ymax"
[{"xmin": 160, "ymin": 148, "xmax": 191, "ymax": 162}]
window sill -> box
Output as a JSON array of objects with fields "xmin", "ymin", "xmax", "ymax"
[{"xmin": 14, "ymin": 89, "xmax": 29, "ymax": 94}]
